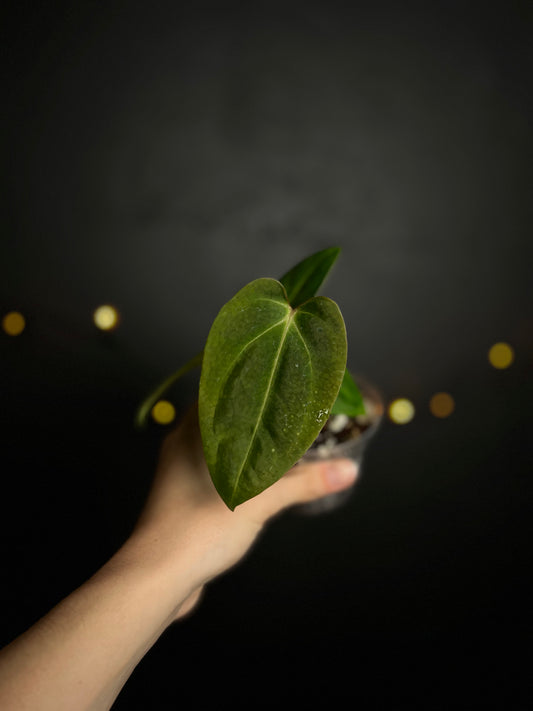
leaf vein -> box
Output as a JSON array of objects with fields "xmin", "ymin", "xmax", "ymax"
[
  {"xmin": 291, "ymin": 319, "xmax": 313, "ymax": 367},
  {"xmin": 225, "ymin": 316, "xmax": 289, "ymax": 370}
]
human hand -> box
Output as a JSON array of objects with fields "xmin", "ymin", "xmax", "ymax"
[
  {"xmin": 132, "ymin": 404, "xmax": 359, "ymax": 618},
  {"xmin": 0, "ymin": 405, "xmax": 359, "ymax": 711}
]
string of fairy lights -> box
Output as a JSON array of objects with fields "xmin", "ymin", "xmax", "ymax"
[{"xmin": 2, "ymin": 306, "xmax": 516, "ymax": 427}]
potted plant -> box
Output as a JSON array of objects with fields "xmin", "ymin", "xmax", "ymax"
[{"xmin": 136, "ymin": 247, "xmax": 382, "ymax": 510}]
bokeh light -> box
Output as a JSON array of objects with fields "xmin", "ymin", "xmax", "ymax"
[
  {"xmin": 151, "ymin": 400, "xmax": 176, "ymax": 425},
  {"xmin": 388, "ymin": 398, "xmax": 415, "ymax": 424},
  {"xmin": 2, "ymin": 311, "xmax": 26, "ymax": 336},
  {"xmin": 93, "ymin": 305, "xmax": 119, "ymax": 331},
  {"xmin": 488, "ymin": 342, "xmax": 514, "ymax": 369},
  {"xmin": 429, "ymin": 392, "xmax": 455, "ymax": 418}
]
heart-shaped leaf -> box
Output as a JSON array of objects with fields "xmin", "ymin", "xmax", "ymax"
[{"xmin": 198, "ymin": 278, "xmax": 347, "ymax": 509}]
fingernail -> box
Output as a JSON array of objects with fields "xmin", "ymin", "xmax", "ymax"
[{"xmin": 324, "ymin": 459, "xmax": 359, "ymax": 491}]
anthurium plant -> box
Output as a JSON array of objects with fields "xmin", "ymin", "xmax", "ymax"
[{"xmin": 136, "ymin": 247, "xmax": 364, "ymax": 509}]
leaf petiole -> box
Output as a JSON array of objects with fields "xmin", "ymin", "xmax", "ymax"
[{"xmin": 134, "ymin": 350, "xmax": 203, "ymax": 429}]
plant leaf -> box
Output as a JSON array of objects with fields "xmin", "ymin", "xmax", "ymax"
[
  {"xmin": 330, "ymin": 369, "xmax": 366, "ymax": 417},
  {"xmin": 198, "ymin": 278, "xmax": 347, "ymax": 509},
  {"xmin": 279, "ymin": 246, "xmax": 341, "ymax": 307}
]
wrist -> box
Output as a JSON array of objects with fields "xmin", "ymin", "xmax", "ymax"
[{"xmin": 106, "ymin": 528, "xmax": 198, "ymax": 624}]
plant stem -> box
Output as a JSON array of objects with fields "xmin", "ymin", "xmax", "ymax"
[{"xmin": 134, "ymin": 351, "xmax": 204, "ymax": 429}]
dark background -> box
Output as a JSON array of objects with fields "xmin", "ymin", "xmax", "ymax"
[{"xmin": 1, "ymin": 1, "xmax": 532, "ymax": 707}]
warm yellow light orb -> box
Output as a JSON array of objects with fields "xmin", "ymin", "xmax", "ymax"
[
  {"xmin": 151, "ymin": 400, "xmax": 176, "ymax": 425},
  {"xmin": 429, "ymin": 392, "xmax": 455, "ymax": 418},
  {"xmin": 93, "ymin": 305, "xmax": 119, "ymax": 331},
  {"xmin": 2, "ymin": 311, "xmax": 26, "ymax": 336},
  {"xmin": 388, "ymin": 398, "xmax": 415, "ymax": 424},
  {"xmin": 488, "ymin": 342, "xmax": 514, "ymax": 369}
]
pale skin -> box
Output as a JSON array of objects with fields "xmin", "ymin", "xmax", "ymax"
[{"xmin": 0, "ymin": 406, "xmax": 359, "ymax": 710}]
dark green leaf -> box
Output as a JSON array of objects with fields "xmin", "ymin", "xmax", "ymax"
[
  {"xmin": 279, "ymin": 246, "xmax": 341, "ymax": 307},
  {"xmin": 330, "ymin": 369, "xmax": 366, "ymax": 417},
  {"xmin": 198, "ymin": 278, "xmax": 347, "ymax": 509}
]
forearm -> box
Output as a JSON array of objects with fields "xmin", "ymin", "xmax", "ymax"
[
  {"xmin": 0, "ymin": 533, "xmax": 195, "ymax": 711},
  {"xmin": 0, "ymin": 411, "xmax": 357, "ymax": 711}
]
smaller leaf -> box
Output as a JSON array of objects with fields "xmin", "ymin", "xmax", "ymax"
[
  {"xmin": 330, "ymin": 369, "xmax": 366, "ymax": 417},
  {"xmin": 279, "ymin": 247, "xmax": 341, "ymax": 307}
]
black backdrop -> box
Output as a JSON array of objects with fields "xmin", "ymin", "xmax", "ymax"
[{"xmin": 2, "ymin": 1, "xmax": 532, "ymax": 707}]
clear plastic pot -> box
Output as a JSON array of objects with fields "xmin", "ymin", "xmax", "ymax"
[{"xmin": 294, "ymin": 374, "xmax": 384, "ymax": 515}]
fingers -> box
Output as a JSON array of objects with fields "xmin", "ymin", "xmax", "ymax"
[{"xmin": 247, "ymin": 458, "xmax": 359, "ymax": 520}]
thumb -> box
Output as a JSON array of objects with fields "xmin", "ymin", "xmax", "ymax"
[{"xmin": 252, "ymin": 458, "xmax": 359, "ymax": 519}]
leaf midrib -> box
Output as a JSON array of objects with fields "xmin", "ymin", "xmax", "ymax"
[{"xmin": 229, "ymin": 309, "xmax": 295, "ymax": 507}]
